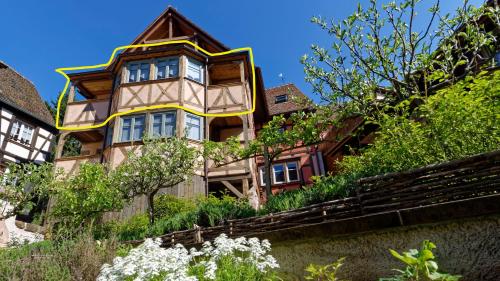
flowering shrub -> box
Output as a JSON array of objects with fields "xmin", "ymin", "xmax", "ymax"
[{"xmin": 97, "ymin": 234, "xmax": 280, "ymax": 281}]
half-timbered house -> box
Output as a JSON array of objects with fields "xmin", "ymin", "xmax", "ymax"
[
  {"xmin": 55, "ymin": 7, "xmax": 269, "ymax": 216},
  {"xmin": 0, "ymin": 60, "xmax": 57, "ymax": 245}
]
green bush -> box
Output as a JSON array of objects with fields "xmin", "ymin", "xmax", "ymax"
[
  {"xmin": 149, "ymin": 210, "xmax": 199, "ymax": 236},
  {"xmin": 0, "ymin": 234, "xmax": 119, "ymax": 281},
  {"xmin": 112, "ymin": 214, "xmax": 150, "ymax": 241},
  {"xmin": 264, "ymin": 71, "xmax": 500, "ymax": 213},
  {"xmin": 340, "ymin": 71, "xmax": 499, "ymax": 180},
  {"xmin": 153, "ymin": 194, "xmax": 197, "ymax": 219},
  {"xmin": 196, "ymin": 194, "xmax": 256, "ymax": 227}
]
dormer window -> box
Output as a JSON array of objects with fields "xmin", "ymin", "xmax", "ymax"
[
  {"xmin": 275, "ymin": 94, "xmax": 288, "ymax": 104},
  {"xmin": 155, "ymin": 57, "xmax": 179, "ymax": 79},
  {"xmin": 186, "ymin": 58, "xmax": 204, "ymax": 83},
  {"xmin": 127, "ymin": 61, "xmax": 150, "ymax": 83}
]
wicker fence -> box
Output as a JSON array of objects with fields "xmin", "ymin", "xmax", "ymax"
[{"xmin": 130, "ymin": 150, "xmax": 500, "ymax": 247}]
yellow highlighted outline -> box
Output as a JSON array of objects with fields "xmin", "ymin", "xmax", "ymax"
[{"xmin": 55, "ymin": 40, "xmax": 256, "ymax": 131}]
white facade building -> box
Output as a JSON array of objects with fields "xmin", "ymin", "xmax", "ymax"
[{"xmin": 0, "ymin": 60, "xmax": 57, "ymax": 246}]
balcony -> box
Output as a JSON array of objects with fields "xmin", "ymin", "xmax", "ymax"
[
  {"xmin": 207, "ymin": 158, "xmax": 249, "ymax": 178},
  {"xmin": 54, "ymin": 154, "xmax": 101, "ymax": 176},
  {"xmin": 63, "ymin": 99, "xmax": 110, "ymax": 127},
  {"xmin": 207, "ymin": 83, "xmax": 250, "ymax": 114}
]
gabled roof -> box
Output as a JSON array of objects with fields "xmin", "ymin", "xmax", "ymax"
[
  {"xmin": 0, "ymin": 61, "xmax": 55, "ymax": 127},
  {"xmin": 264, "ymin": 83, "xmax": 310, "ymax": 116},
  {"xmin": 128, "ymin": 6, "xmax": 229, "ymax": 53}
]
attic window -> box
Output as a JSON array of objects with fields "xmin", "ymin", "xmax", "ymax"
[{"xmin": 275, "ymin": 94, "xmax": 288, "ymax": 104}]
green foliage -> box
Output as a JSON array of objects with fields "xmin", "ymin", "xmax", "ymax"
[
  {"xmin": 110, "ymin": 214, "xmax": 150, "ymax": 241},
  {"xmin": 196, "ymin": 194, "xmax": 256, "ymax": 227},
  {"xmin": 380, "ymin": 240, "xmax": 461, "ymax": 281},
  {"xmin": 50, "ymin": 162, "xmax": 124, "ymax": 238},
  {"xmin": 339, "ymin": 72, "xmax": 500, "ymax": 180},
  {"xmin": 305, "ymin": 257, "xmax": 348, "ymax": 281},
  {"xmin": 263, "ymin": 71, "xmax": 499, "ymax": 213},
  {"xmin": 0, "ymin": 234, "xmax": 118, "ymax": 281},
  {"xmin": 106, "ymin": 194, "xmax": 255, "ymax": 241},
  {"xmin": 302, "ymin": 0, "xmax": 498, "ymax": 119},
  {"xmin": 0, "ymin": 162, "xmax": 57, "ymax": 221},
  {"xmin": 113, "ymin": 137, "xmax": 201, "ymax": 225},
  {"xmin": 189, "ymin": 255, "xmax": 281, "ymax": 281},
  {"xmin": 153, "ymin": 194, "xmax": 197, "ymax": 219}
]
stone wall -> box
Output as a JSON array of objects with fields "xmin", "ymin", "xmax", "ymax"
[{"xmin": 263, "ymin": 215, "xmax": 500, "ymax": 281}]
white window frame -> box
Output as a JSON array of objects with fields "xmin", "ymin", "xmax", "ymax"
[
  {"xmin": 286, "ymin": 161, "xmax": 300, "ymax": 182},
  {"xmin": 126, "ymin": 61, "xmax": 151, "ymax": 83},
  {"xmin": 10, "ymin": 120, "xmax": 34, "ymax": 145},
  {"xmin": 272, "ymin": 163, "xmax": 286, "ymax": 184},
  {"xmin": 186, "ymin": 57, "xmax": 204, "ymax": 83},
  {"xmin": 150, "ymin": 111, "xmax": 176, "ymax": 138},
  {"xmin": 119, "ymin": 115, "xmax": 145, "ymax": 142},
  {"xmin": 155, "ymin": 57, "xmax": 179, "ymax": 80},
  {"xmin": 259, "ymin": 161, "xmax": 300, "ymax": 186},
  {"xmin": 184, "ymin": 113, "xmax": 203, "ymax": 141}
]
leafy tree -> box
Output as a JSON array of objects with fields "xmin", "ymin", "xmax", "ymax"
[
  {"xmin": 50, "ymin": 163, "xmax": 123, "ymax": 236},
  {"xmin": 0, "ymin": 162, "xmax": 57, "ymax": 221},
  {"xmin": 113, "ymin": 137, "xmax": 201, "ymax": 225},
  {"xmin": 204, "ymin": 110, "xmax": 331, "ymax": 199},
  {"xmin": 302, "ymin": 0, "xmax": 499, "ymax": 120}
]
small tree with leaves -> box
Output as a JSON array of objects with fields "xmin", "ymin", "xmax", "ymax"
[
  {"xmin": 0, "ymin": 162, "xmax": 57, "ymax": 221},
  {"xmin": 302, "ymin": 0, "xmax": 499, "ymax": 121},
  {"xmin": 204, "ymin": 110, "xmax": 330, "ymax": 199},
  {"xmin": 113, "ymin": 137, "xmax": 201, "ymax": 225},
  {"xmin": 50, "ymin": 162, "xmax": 124, "ymax": 236}
]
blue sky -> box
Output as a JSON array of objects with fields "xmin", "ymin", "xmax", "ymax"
[{"xmin": 0, "ymin": 0, "xmax": 484, "ymax": 103}]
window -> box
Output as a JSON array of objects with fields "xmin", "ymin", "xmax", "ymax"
[
  {"xmin": 259, "ymin": 167, "xmax": 267, "ymax": 186},
  {"xmin": 286, "ymin": 162, "xmax": 299, "ymax": 182},
  {"xmin": 10, "ymin": 121, "xmax": 34, "ymax": 145},
  {"xmin": 275, "ymin": 94, "xmax": 288, "ymax": 104},
  {"xmin": 186, "ymin": 58, "xmax": 204, "ymax": 83},
  {"xmin": 127, "ymin": 61, "xmax": 150, "ymax": 83},
  {"xmin": 259, "ymin": 161, "xmax": 300, "ymax": 186},
  {"xmin": 185, "ymin": 113, "xmax": 202, "ymax": 140},
  {"xmin": 272, "ymin": 164, "xmax": 286, "ymax": 184},
  {"xmin": 151, "ymin": 111, "xmax": 176, "ymax": 137},
  {"xmin": 105, "ymin": 126, "xmax": 114, "ymax": 147},
  {"xmin": 120, "ymin": 115, "xmax": 145, "ymax": 142},
  {"xmin": 113, "ymin": 72, "xmax": 121, "ymax": 91},
  {"xmin": 155, "ymin": 57, "xmax": 179, "ymax": 79},
  {"xmin": 495, "ymin": 50, "xmax": 500, "ymax": 66}
]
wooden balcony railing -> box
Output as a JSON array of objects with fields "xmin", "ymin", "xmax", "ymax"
[
  {"xmin": 207, "ymin": 83, "xmax": 248, "ymax": 113},
  {"xmin": 63, "ymin": 99, "xmax": 110, "ymax": 127}
]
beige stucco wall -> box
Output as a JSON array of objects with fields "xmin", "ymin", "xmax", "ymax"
[{"xmin": 264, "ymin": 215, "xmax": 500, "ymax": 281}]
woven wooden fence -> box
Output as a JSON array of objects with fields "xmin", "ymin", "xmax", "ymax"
[{"xmin": 130, "ymin": 150, "xmax": 500, "ymax": 247}]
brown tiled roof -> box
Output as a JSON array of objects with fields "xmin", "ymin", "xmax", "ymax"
[
  {"xmin": 264, "ymin": 83, "xmax": 310, "ymax": 116},
  {"xmin": 0, "ymin": 61, "xmax": 54, "ymax": 126}
]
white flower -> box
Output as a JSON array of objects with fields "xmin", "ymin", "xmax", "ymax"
[{"xmin": 97, "ymin": 234, "xmax": 280, "ymax": 281}]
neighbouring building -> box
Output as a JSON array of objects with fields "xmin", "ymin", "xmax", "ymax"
[
  {"xmin": 255, "ymin": 84, "xmax": 325, "ymax": 196},
  {"xmin": 0, "ymin": 60, "xmax": 57, "ymax": 245}
]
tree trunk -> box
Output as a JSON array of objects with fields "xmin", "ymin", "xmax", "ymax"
[
  {"xmin": 147, "ymin": 190, "xmax": 159, "ymax": 225},
  {"xmin": 263, "ymin": 147, "xmax": 273, "ymax": 200}
]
